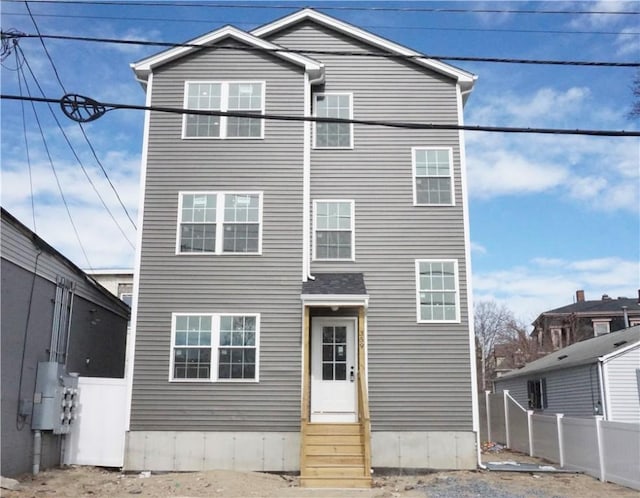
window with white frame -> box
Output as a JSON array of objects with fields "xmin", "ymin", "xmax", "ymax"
[
  {"xmin": 171, "ymin": 313, "xmax": 259, "ymax": 381},
  {"xmin": 413, "ymin": 148, "xmax": 454, "ymax": 205},
  {"xmin": 314, "ymin": 200, "xmax": 354, "ymax": 260},
  {"xmin": 177, "ymin": 192, "xmax": 261, "ymax": 254},
  {"xmin": 183, "ymin": 81, "xmax": 264, "ymax": 139},
  {"xmin": 416, "ymin": 260, "xmax": 459, "ymax": 322},
  {"xmin": 314, "ymin": 93, "xmax": 352, "ymax": 148},
  {"xmin": 527, "ymin": 378, "xmax": 547, "ymax": 410},
  {"xmin": 592, "ymin": 319, "xmax": 611, "ymax": 336}
]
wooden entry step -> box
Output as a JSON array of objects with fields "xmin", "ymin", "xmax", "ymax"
[{"xmin": 300, "ymin": 423, "xmax": 371, "ymax": 488}]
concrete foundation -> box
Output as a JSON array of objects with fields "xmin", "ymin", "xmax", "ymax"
[{"xmin": 125, "ymin": 430, "xmax": 477, "ymax": 472}]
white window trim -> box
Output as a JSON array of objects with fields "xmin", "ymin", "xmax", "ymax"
[
  {"xmin": 176, "ymin": 191, "xmax": 263, "ymax": 256},
  {"xmin": 312, "ymin": 92, "xmax": 354, "ymax": 150},
  {"xmin": 182, "ymin": 80, "xmax": 266, "ymax": 140},
  {"xmin": 415, "ymin": 259, "xmax": 461, "ymax": 323},
  {"xmin": 412, "ymin": 146, "xmax": 455, "ymax": 206},
  {"xmin": 592, "ymin": 319, "xmax": 612, "ymax": 336},
  {"xmin": 169, "ymin": 312, "xmax": 260, "ymax": 383},
  {"xmin": 312, "ymin": 199, "xmax": 355, "ymax": 262}
]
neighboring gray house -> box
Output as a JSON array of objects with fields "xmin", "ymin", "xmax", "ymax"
[
  {"xmin": 494, "ymin": 325, "xmax": 640, "ymax": 423},
  {"xmin": 1, "ymin": 208, "xmax": 130, "ymax": 477},
  {"xmin": 127, "ymin": 8, "xmax": 478, "ymax": 487}
]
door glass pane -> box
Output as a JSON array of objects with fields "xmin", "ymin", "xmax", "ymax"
[{"xmin": 320, "ymin": 325, "xmax": 348, "ymax": 381}]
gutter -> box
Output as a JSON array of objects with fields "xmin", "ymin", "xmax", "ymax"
[{"xmin": 597, "ymin": 360, "xmax": 608, "ymax": 420}]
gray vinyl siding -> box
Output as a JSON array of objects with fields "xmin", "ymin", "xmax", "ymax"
[
  {"xmin": 131, "ymin": 45, "xmax": 307, "ymax": 431},
  {"xmin": 495, "ymin": 364, "xmax": 602, "ymax": 417},
  {"xmin": 269, "ymin": 23, "xmax": 472, "ymax": 431},
  {"xmin": 606, "ymin": 346, "xmax": 640, "ymax": 423}
]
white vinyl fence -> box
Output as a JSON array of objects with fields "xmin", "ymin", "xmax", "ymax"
[
  {"xmin": 64, "ymin": 377, "xmax": 128, "ymax": 467},
  {"xmin": 486, "ymin": 391, "xmax": 640, "ymax": 491}
]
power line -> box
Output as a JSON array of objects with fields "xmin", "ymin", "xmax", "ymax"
[
  {"xmin": 5, "ymin": 32, "xmax": 639, "ymax": 67},
  {"xmin": 14, "ymin": 19, "xmax": 138, "ymax": 230},
  {"xmin": 5, "ymin": 0, "xmax": 640, "ymax": 15},
  {"xmin": 4, "ymin": 11, "xmax": 638, "ymax": 37},
  {"xmin": 16, "ymin": 46, "xmax": 136, "ymax": 249},
  {"xmin": 16, "ymin": 82, "xmax": 93, "ymax": 269},
  {"xmin": 4, "ymin": 93, "xmax": 640, "ymax": 138},
  {"xmin": 15, "ymin": 47, "xmax": 37, "ymax": 232}
]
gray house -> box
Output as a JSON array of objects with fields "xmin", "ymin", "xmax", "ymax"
[
  {"xmin": 127, "ymin": 9, "xmax": 478, "ymax": 487},
  {"xmin": 1, "ymin": 208, "xmax": 130, "ymax": 477},
  {"xmin": 494, "ymin": 326, "xmax": 640, "ymax": 423}
]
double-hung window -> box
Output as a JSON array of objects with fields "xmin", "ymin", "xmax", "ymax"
[
  {"xmin": 183, "ymin": 81, "xmax": 264, "ymax": 139},
  {"xmin": 314, "ymin": 93, "xmax": 353, "ymax": 148},
  {"xmin": 416, "ymin": 259, "xmax": 459, "ymax": 322},
  {"xmin": 171, "ymin": 313, "xmax": 259, "ymax": 382},
  {"xmin": 177, "ymin": 192, "xmax": 262, "ymax": 255},
  {"xmin": 413, "ymin": 147, "xmax": 454, "ymax": 205},
  {"xmin": 313, "ymin": 200, "xmax": 355, "ymax": 260}
]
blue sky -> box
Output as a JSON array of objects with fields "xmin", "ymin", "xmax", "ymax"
[{"xmin": 1, "ymin": 1, "xmax": 638, "ymax": 325}]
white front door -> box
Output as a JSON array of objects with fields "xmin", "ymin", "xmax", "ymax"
[{"xmin": 310, "ymin": 318, "xmax": 358, "ymax": 423}]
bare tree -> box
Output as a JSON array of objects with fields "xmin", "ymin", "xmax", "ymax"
[
  {"xmin": 495, "ymin": 319, "xmax": 542, "ymax": 371},
  {"xmin": 474, "ymin": 300, "xmax": 515, "ymax": 391}
]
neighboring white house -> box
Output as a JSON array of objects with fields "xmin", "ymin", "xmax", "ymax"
[
  {"xmin": 494, "ymin": 325, "xmax": 640, "ymax": 423},
  {"xmin": 86, "ymin": 269, "xmax": 134, "ymax": 306}
]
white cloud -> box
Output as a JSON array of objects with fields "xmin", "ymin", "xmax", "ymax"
[
  {"xmin": 465, "ymin": 86, "xmax": 640, "ymax": 212},
  {"xmin": 471, "ymin": 241, "xmax": 488, "ymax": 255},
  {"xmin": 614, "ymin": 28, "xmax": 640, "ymax": 57},
  {"xmin": 473, "ymin": 256, "xmax": 640, "ymax": 325},
  {"xmin": 566, "ymin": 1, "xmax": 634, "ymax": 29},
  {"xmin": 1, "ymin": 149, "xmax": 140, "ymax": 269}
]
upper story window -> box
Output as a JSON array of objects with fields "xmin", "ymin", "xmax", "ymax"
[
  {"xmin": 177, "ymin": 192, "xmax": 262, "ymax": 255},
  {"xmin": 313, "ymin": 93, "xmax": 353, "ymax": 149},
  {"xmin": 416, "ymin": 259, "xmax": 459, "ymax": 322},
  {"xmin": 313, "ymin": 200, "xmax": 355, "ymax": 261},
  {"xmin": 170, "ymin": 313, "xmax": 259, "ymax": 382},
  {"xmin": 183, "ymin": 81, "xmax": 264, "ymax": 139},
  {"xmin": 592, "ymin": 319, "xmax": 611, "ymax": 336},
  {"xmin": 413, "ymin": 147, "xmax": 454, "ymax": 205}
]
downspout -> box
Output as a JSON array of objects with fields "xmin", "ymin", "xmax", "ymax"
[
  {"xmin": 303, "ymin": 68, "xmax": 324, "ymax": 282},
  {"xmin": 32, "ymin": 430, "xmax": 41, "ymax": 475},
  {"xmin": 456, "ymin": 82, "xmax": 485, "ymax": 469}
]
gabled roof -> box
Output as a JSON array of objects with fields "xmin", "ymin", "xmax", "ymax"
[
  {"xmin": 131, "ymin": 25, "xmax": 324, "ymax": 85},
  {"xmin": 252, "ymin": 8, "xmax": 477, "ymax": 96},
  {"xmin": 497, "ymin": 325, "xmax": 640, "ymax": 381}
]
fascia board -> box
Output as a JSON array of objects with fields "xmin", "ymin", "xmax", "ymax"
[
  {"xmin": 301, "ymin": 294, "xmax": 369, "ymax": 308},
  {"xmin": 252, "ymin": 8, "xmax": 476, "ymax": 89},
  {"xmin": 131, "ymin": 25, "xmax": 322, "ymax": 80}
]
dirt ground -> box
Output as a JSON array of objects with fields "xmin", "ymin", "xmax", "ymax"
[{"xmin": 3, "ymin": 450, "xmax": 637, "ymax": 498}]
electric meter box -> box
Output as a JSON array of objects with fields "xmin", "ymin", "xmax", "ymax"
[{"xmin": 32, "ymin": 361, "xmax": 79, "ymax": 434}]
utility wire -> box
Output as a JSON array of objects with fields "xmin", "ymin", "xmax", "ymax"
[
  {"xmin": 15, "ymin": 46, "xmax": 37, "ymax": 232},
  {"xmin": 5, "ymin": 32, "xmax": 639, "ymax": 67},
  {"xmin": 16, "ymin": 15, "xmax": 138, "ymax": 230},
  {"xmin": 5, "ymin": 0, "xmax": 640, "ymax": 15},
  {"xmin": 16, "ymin": 46, "xmax": 136, "ymax": 249},
  {"xmin": 4, "ymin": 93, "xmax": 640, "ymax": 137},
  {"xmin": 17, "ymin": 80, "xmax": 93, "ymax": 269},
  {"xmin": 4, "ymin": 11, "xmax": 638, "ymax": 36}
]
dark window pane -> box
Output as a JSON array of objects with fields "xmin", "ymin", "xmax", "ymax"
[
  {"xmin": 322, "ymin": 363, "xmax": 333, "ymax": 381},
  {"xmin": 335, "ymin": 363, "xmax": 346, "ymax": 380},
  {"xmin": 243, "ymin": 364, "xmax": 255, "ymax": 379},
  {"xmin": 335, "ymin": 344, "xmax": 346, "ymax": 361},
  {"xmin": 231, "ymin": 364, "xmax": 243, "ymax": 378},
  {"xmin": 334, "ymin": 327, "xmax": 346, "ymax": 343},
  {"xmin": 323, "ymin": 345, "xmax": 333, "ymax": 362},
  {"xmin": 218, "ymin": 363, "xmax": 231, "ymax": 379},
  {"xmin": 322, "ymin": 327, "xmax": 333, "ymax": 343},
  {"xmin": 244, "ymin": 348, "xmax": 255, "ymax": 363},
  {"xmin": 231, "ymin": 349, "xmax": 244, "ymax": 364}
]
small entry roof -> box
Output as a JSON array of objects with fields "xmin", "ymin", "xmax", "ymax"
[{"xmin": 301, "ymin": 273, "xmax": 368, "ymax": 307}]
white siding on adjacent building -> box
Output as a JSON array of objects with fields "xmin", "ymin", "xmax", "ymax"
[{"xmin": 604, "ymin": 346, "xmax": 640, "ymax": 423}]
